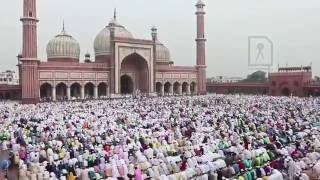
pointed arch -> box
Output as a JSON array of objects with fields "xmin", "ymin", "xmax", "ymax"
[
  {"xmin": 120, "ymin": 75, "xmax": 134, "ymax": 94},
  {"xmin": 98, "ymin": 82, "xmax": 108, "ymax": 98},
  {"xmin": 40, "ymin": 83, "xmax": 52, "ymax": 99},
  {"xmin": 56, "ymin": 82, "xmax": 67, "ymax": 100},
  {"xmin": 70, "ymin": 82, "xmax": 81, "ymax": 99},
  {"xmin": 173, "ymin": 82, "xmax": 181, "ymax": 95},
  {"xmin": 156, "ymin": 82, "xmax": 163, "ymax": 95},
  {"xmin": 190, "ymin": 82, "xmax": 197, "ymax": 95},
  {"xmin": 164, "ymin": 82, "xmax": 172, "ymax": 95},
  {"xmin": 182, "ymin": 82, "xmax": 189, "ymax": 94},
  {"xmin": 282, "ymin": 87, "xmax": 290, "ymax": 96},
  {"xmin": 84, "ymin": 82, "xmax": 94, "ymax": 99}
]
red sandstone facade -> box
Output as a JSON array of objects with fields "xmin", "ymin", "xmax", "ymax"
[
  {"xmin": 208, "ymin": 66, "xmax": 320, "ymax": 97},
  {"xmin": 15, "ymin": 0, "xmax": 207, "ymax": 104},
  {"xmin": 269, "ymin": 66, "xmax": 313, "ymax": 96}
]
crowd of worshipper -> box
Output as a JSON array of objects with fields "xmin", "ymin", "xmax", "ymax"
[{"xmin": 0, "ymin": 94, "xmax": 320, "ymax": 180}]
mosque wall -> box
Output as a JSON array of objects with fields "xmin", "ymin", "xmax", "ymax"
[{"xmin": 206, "ymin": 69, "xmax": 319, "ymax": 97}]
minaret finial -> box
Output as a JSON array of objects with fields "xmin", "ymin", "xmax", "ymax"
[{"xmin": 114, "ymin": 8, "xmax": 117, "ymax": 20}]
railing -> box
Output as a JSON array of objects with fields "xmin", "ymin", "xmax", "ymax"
[{"xmin": 207, "ymin": 82, "xmax": 268, "ymax": 88}]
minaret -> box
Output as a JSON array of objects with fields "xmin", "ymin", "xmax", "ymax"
[
  {"xmin": 195, "ymin": 0, "xmax": 207, "ymax": 95},
  {"xmin": 20, "ymin": 0, "xmax": 40, "ymax": 104},
  {"xmin": 109, "ymin": 9, "xmax": 116, "ymax": 95},
  {"xmin": 151, "ymin": 26, "xmax": 157, "ymax": 95}
]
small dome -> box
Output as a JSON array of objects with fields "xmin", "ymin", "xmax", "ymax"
[
  {"xmin": 94, "ymin": 18, "xmax": 133, "ymax": 56},
  {"xmin": 46, "ymin": 28, "xmax": 80, "ymax": 60},
  {"xmin": 196, "ymin": 0, "xmax": 205, "ymax": 6},
  {"xmin": 156, "ymin": 42, "xmax": 171, "ymax": 62}
]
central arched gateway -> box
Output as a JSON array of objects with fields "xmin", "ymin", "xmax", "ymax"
[{"xmin": 120, "ymin": 53, "xmax": 149, "ymax": 93}]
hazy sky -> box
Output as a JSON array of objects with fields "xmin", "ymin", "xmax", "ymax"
[{"xmin": 0, "ymin": 0, "xmax": 319, "ymax": 77}]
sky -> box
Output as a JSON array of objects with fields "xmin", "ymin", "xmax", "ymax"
[{"xmin": 0, "ymin": 0, "xmax": 319, "ymax": 78}]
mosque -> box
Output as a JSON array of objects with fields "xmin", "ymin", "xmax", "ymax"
[{"xmin": 17, "ymin": 0, "xmax": 207, "ymax": 104}]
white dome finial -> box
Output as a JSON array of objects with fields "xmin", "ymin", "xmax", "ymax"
[
  {"xmin": 61, "ymin": 20, "xmax": 67, "ymax": 35},
  {"xmin": 109, "ymin": 8, "xmax": 119, "ymax": 26}
]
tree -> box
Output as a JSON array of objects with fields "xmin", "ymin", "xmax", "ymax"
[
  {"xmin": 315, "ymin": 76, "xmax": 320, "ymax": 82},
  {"xmin": 243, "ymin": 71, "xmax": 267, "ymax": 83}
]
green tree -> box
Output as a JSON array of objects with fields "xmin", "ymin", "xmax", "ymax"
[
  {"xmin": 315, "ymin": 76, "xmax": 320, "ymax": 82},
  {"xmin": 243, "ymin": 71, "xmax": 267, "ymax": 82}
]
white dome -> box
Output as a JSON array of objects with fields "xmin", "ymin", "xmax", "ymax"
[
  {"xmin": 156, "ymin": 42, "xmax": 171, "ymax": 62},
  {"xmin": 46, "ymin": 29, "xmax": 80, "ymax": 59},
  {"xmin": 94, "ymin": 20, "xmax": 133, "ymax": 56}
]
